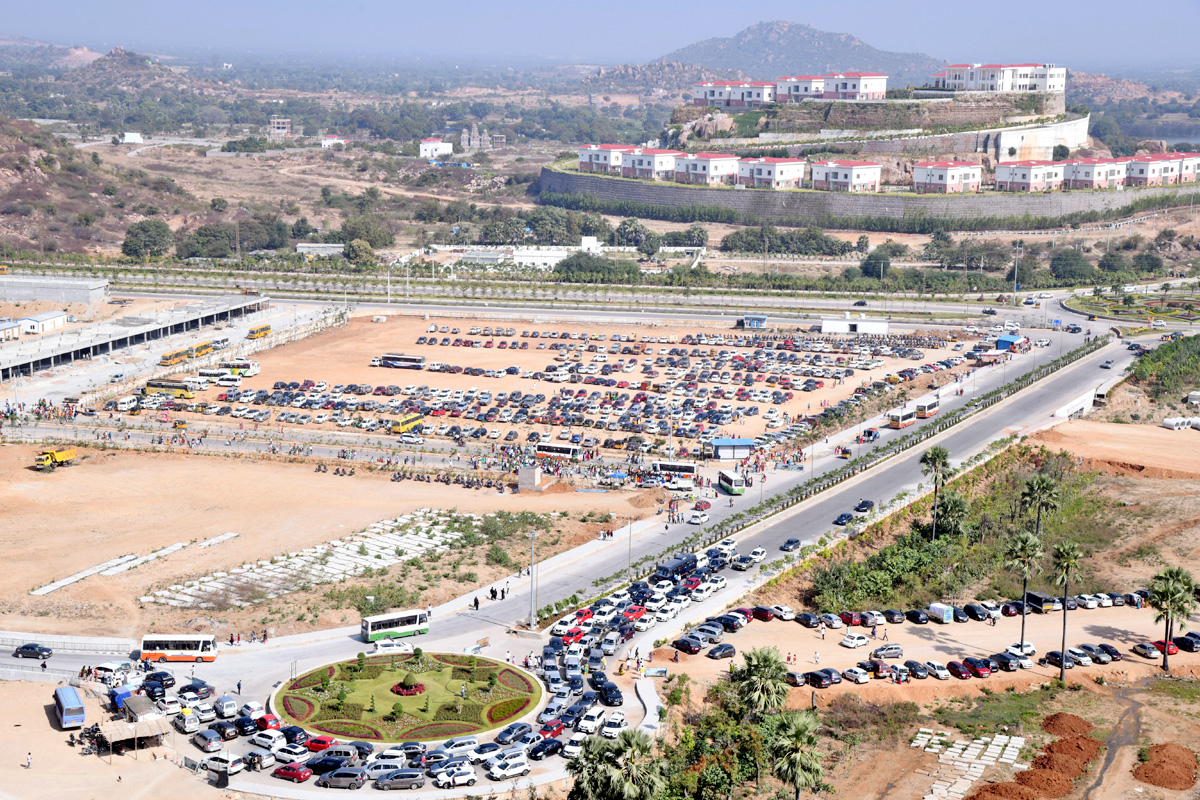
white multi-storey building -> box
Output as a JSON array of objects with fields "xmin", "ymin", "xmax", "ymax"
[
  {"xmin": 578, "ymin": 144, "xmax": 635, "ymax": 174},
  {"xmin": 913, "ymin": 162, "xmax": 982, "ymax": 193},
  {"xmin": 691, "ymin": 81, "xmax": 778, "ymax": 107},
  {"xmin": 620, "ymin": 148, "xmax": 682, "ymax": 180},
  {"xmin": 931, "ymin": 63, "xmax": 1066, "ymax": 93},
  {"xmin": 776, "ymin": 76, "xmax": 826, "ymax": 102},
  {"xmin": 674, "ymin": 152, "xmax": 740, "ymax": 185},
  {"xmin": 737, "ymin": 157, "xmax": 806, "ymax": 189},
  {"xmin": 994, "ymin": 160, "xmax": 1065, "ymax": 192},
  {"xmin": 810, "ymin": 160, "xmax": 882, "ymax": 192},
  {"xmin": 419, "ymin": 139, "xmax": 454, "ymax": 159},
  {"xmin": 822, "ymin": 73, "xmax": 888, "ymax": 100}
]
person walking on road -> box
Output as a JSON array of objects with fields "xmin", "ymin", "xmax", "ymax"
[
  {"xmin": 819, "ymin": 622, "xmax": 825, "ymax": 640},
  {"xmin": 237, "ymin": 680, "xmax": 242, "ymax": 695},
  {"xmin": 26, "ymin": 753, "xmax": 31, "ymax": 770}
]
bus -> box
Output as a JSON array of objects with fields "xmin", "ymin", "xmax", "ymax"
[
  {"xmin": 143, "ymin": 379, "xmax": 196, "ymax": 399},
  {"xmin": 189, "ymin": 341, "xmax": 214, "ymax": 358},
  {"xmin": 219, "ymin": 360, "xmax": 260, "ymax": 377},
  {"xmin": 197, "ymin": 368, "xmax": 231, "ymax": 382},
  {"xmin": 211, "ymin": 337, "xmax": 230, "ymax": 351},
  {"xmin": 916, "ymin": 398, "xmax": 940, "ymax": 418},
  {"xmin": 53, "ymin": 686, "xmax": 86, "ymax": 730},
  {"xmin": 248, "ymin": 324, "xmax": 271, "ymax": 340},
  {"xmin": 389, "ymin": 413, "xmax": 425, "ymax": 435},
  {"xmin": 381, "ymin": 353, "xmax": 427, "ymax": 370},
  {"xmin": 159, "ymin": 348, "xmax": 190, "ymax": 367},
  {"xmin": 360, "ymin": 609, "xmax": 430, "ymax": 643},
  {"xmin": 887, "ymin": 407, "xmax": 916, "ymax": 429},
  {"xmin": 536, "ymin": 443, "xmax": 582, "ymax": 461},
  {"xmin": 718, "ymin": 469, "xmax": 746, "ymax": 495},
  {"xmin": 651, "ymin": 460, "xmax": 700, "ymax": 479},
  {"xmin": 139, "ymin": 634, "xmax": 218, "ymax": 663}
]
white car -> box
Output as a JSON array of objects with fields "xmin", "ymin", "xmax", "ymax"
[
  {"xmin": 842, "ymin": 667, "xmax": 870, "ymax": 684},
  {"xmin": 817, "ymin": 614, "xmax": 844, "ymax": 629},
  {"xmin": 433, "ymin": 766, "xmax": 478, "ymax": 788},
  {"xmin": 924, "ymin": 661, "xmax": 951, "ymax": 680},
  {"xmin": 373, "ymin": 638, "xmax": 414, "ymax": 654},
  {"xmin": 399, "ymin": 433, "xmax": 425, "ymax": 445},
  {"xmin": 708, "ymin": 575, "xmax": 728, "ymax": 591},
  {"xmin": 1074, "ymin": 594, "xmax": 1098, "ymax": 610},
  {"xmin": 655, "ymin": 605, "xmax": 678, "ymax": 623},
  {"xmin": 668, "ymin": 596, "xmax": 690, "ymax": 614},
  {"xmin": 771, "ymin": 605, "xmax": 796, "ymax": 621},
  {"xmin": 978, "ymin": 600, "xmax": 1002, "ymax": 619},
  {"xmin": 239, "ymin": 701, "xmax": 265, "ymax": 720},
  {"xmin": 563, "ymin": 732, "xmax": 589, "ymax": 759},
  {"xmin": 644, "ymin": 593, "xmax": 667, "ymax": 612},
  {"xmin": 1007, "ymin": 641, "xmax": 1037, "ymax": 657},
  {"xmin": 840, "ymin": 633, "xmax": 870, "ymax": 649},
  {"xmin": 634, "ymin": 615, "xmax": 656, "ymax": 632},
  {"xmin": 1010, "ymin": 652, "xmax": 1035, "ymax": 670},
  {"xmin": 550, "ymin": 617, "xmax": 576, "ymax": 636},
  {"xmin": 1094, "ymin": 593, "xmax": 1114, "ymax": 608},
  {"xmin": 601, "ymin": 711, "xmax": 627, "ymax": 739},
  {"xmin": 1035, "ymin": 338, "xmax": 1051, "ymax": 348},
  {"xmin": 749, "ymin": 547, "xmax": 767, "ymax": 563},
  {"xmin": 313, "ymin": 413, "xmax": 329, "ymax": 424},
  {"xmin": 275, "ymin": 743, "xmax": 309, "ymax": 763},
  {"xmin": 690, "ymin": 584, "xmax": 714, "ymax": 601},
  {"xmin": 689, "ymin": 512, "xmax": 710, "ymax": 525},
  {"xmin": 1066, "ymin": 647, "xmax": 1093, "ymax": 666},
  {"xmin": 192, "ymin": 702, "xmax": 216, "ymax": 723},
  {"xmin": 156, "ymin": 697, "xmax": 182, "ymax": 715}
]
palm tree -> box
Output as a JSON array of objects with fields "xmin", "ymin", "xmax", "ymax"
[
  {"xmin": 737, "ymin": 647, "xmax": 789, "ymax": 719},
  {"xmin": 607, "ymin": 728, "xmax": 666, "ymax": 800},
  {"xmin": 920, "ymin": 446, "xmax": 952, "ymax": 540},
  {"xmin": 1051, "ymin": 541, "xmax": 1083, "ymax": 682},
  {"xmin": 1149, "ymin": 566, "xmax": 1198, "ymax": 673},
  {"xmin": 566, "ymin": 735, "xmax": 610, "ymax": 800},
  {"xmin": 1004, "ymin": 530, "xmax": 1044, "ymax": 654},
  {"xmin": 772, "ymin": 710, "xmax": 826, "ymax": 800},
  {"xmin": 935, "ymin": 490, "xmax": 971, "ymax": 538},
  {"xmin": 1021, "ymin": 474, "xmax": 1060, "ymax": 540}
]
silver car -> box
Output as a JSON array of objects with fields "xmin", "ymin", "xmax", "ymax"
[
  {"xmin": 191, "ymin": 730, "xmax": 222, "ymax": 753},
  {"xmin": 316, "ymin": 767, "xmax": 369, "ymax": 789}
]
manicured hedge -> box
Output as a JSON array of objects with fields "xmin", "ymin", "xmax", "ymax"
[
  {"xmin": 497, "ymin": 668, "xmax": 535, "ymax": 693},
  {"xmin": 487, "ymin": 697, "xmax": 531, "ymax": 724},
  {"xmin": 312, "ymin": 720, "xmax": 384, "ymax": 740},
  {"xmin": 281, "ymin": 694, "xmax": 314, "ymax": 722}
]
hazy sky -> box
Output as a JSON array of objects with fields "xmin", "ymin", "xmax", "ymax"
[{"xmin": 8, "ymin": 0, "xmax": 1198, "ymax": 69}]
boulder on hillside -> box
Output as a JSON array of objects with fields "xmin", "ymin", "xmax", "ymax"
[{"xmin": 1137, "ymin": 139, "xmax": 1169, "ymax": 154}]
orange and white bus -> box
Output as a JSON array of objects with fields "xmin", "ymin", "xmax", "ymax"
[
  {"xmin": 139, "ymin": 634, "xmax": 218, "ymax": 663},
  {"xmin": 916, "ymin": 398, "xmax": 939, "ymax": 418},
  {"xmin": 887, "ymin": 407, "xmax": 916, "ymax": 429}
]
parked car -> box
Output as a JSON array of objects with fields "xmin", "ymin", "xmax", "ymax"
[
  {"xmin": 373, "ymin": 769, "xmax": 425, "ymax": 790},
  {"xmin": 962, "ymin": 657, "xmax": 992, "ymax": 678},
  {"xmin": 1132, "ymin": 642, "xmax": 1162, "ymax": 659},
  {"xmin": 904, "ymin": 660, "xmax": 929, "ymax": 679},
  {"xmin": 1045, "ymin": 651, "xmax": 1075, "ymax": 669},
  {"xmin": 192, "ymin": 730, "xmax": 223, "ymax": 753},
  {"xmin": 947, "ymin": 661, "xmax": 972, "ymax": 679},
  {"xmin": 707, "ymin": 644, "xmax": 736, "ymax": 659},
  {"xmin": 842, "ymin": 667, "xmax": 870, "ymax": 684},
  {"xmin": 273, "ymin": 763, "xmax": 313, "ymax": 783},
  {"xmin": 871, "ymin": 643, "xmax": 903, "ymax": 660},
  {"xmin": 841, "ymin": 633, "xmax": 870, "ymax": 649},
  {"xmin": 925, "ymin": 661, "xmax": 951, "ymax": 680}
]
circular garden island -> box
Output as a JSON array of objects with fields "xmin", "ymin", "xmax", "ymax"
[{"xmin": 275, "ymin": 650, "xmax": 541, "ymax": 743}]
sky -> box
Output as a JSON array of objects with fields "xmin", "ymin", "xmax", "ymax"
[{"xmin": 6, "ymin": 0, "xmax": 1199, "ymax": 70}]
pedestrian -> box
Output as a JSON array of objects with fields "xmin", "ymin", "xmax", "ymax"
[
  {"xmin": 474, "ymin": 596, "xmax": 480, "ymax": 611},
  {"xmin": 427, "ymin": 604, "xmax": 433, "ymax": 619},
  {"xmin": 814, "ymin": 652, "xmax": 820, "ymax": 665},
  {"xmin": 26, "ymin": 752, "xmax": 31, "ymax": 770},
  {"xmin": 506, "ymin": 650, "xmax": 511, "ymax": 664},
  {"xmin": 872, "ymin": 624, "xmax": 877, "ymax": 639},
  {"xmin": 191, "ymin": 665, "xmax": 196, "ymax": 677},
  {"xmin": 237, "ymin": 680, "xmax": 242, "ymax": 695},
  {"xmin": 237, "ymin": 633, "xmax": 241, "ymax": 645},
  {"xmin": 883, "ymin": 629, "xmax": 889, "ymax": 641},
  {"xmin": 820, "ymin": 623, "xmax": 825, "ymax": 640},
  {"xmin": 501, "ymin": 589, "xmax": 506, "ymax": 601}
]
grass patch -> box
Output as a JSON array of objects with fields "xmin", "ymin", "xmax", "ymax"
[
  {"xmin": 1148, "ymin": 677, "xmax": 1200, "ymax": 701},
  {"xmin": 935, "ymin": 685, "xmax": 1060, "ymax": 737},
  {"xmin": 821, "ymin": 694, "xmax": 920, "ymax": 740}
]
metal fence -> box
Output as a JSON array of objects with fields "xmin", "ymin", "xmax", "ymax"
[
  {"xmin": 0, "ymin": 663, "xmax": 81, "ymax": 681},
  {"xmin": 0, "ymin": 632, "xmax": 133, "ymax": 655}
]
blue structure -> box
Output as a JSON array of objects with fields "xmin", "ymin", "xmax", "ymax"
[
  {"xmin": 742, "ymin": 314, "xmax": 768, "ymax": 329},
  {"xmin": 997, "ymin": 334, "xmax": 1028, "ymax": 353},
  {"xmin": 709, "ymin": 438, "xmax": 755, "ymax": 460}
]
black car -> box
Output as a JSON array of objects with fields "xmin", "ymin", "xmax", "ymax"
[
  {"xmin": 209, "ymin": 720, "xmax": 238, "ymax": 741},
  {"xmin": 990, "ymin": 653, "xmax": 1021, "ymax": 672},
  {"xmin": 834, "ymin": 513, "xmax": 855, "ymax": 526},
  {"xmin": 951, "ymin": 607, "xmax": 969, "ymax": 623},
  {"xmin": 281, "ymin": 725, "xmax": 309, "ymax": 746},
  {"xmin": 964, "ymin": 604, "xmax": 990, "ymax": 622},
  {"xmin": 1045, "ymin": 651, "xmax": 1075, "ymax": 669},
  {"xmin": 853, "ymin": 300, "xmax": 868, "ymax": 307},
  {"xmin": 1097, "ymin": 643, "xmax": 1124, "ymax": 662},
  {"xmin": 673, "ymin": 637, "xmax": 703, "ymax": 655},
  {"xmin": 589, "ymin": 671, "xmax": 608, "ymax": 691},
  {"xmin": 1107, "ymin": 592, "xmax": 1127, "ymax": 606},
  {"xmin": 528, "ymin": 738, "xmax": 564, "ymax": 760},
  {"xmin": 600, "ymin": 682, "xmax": 623, "ymax": 706},
  {"xmin": 179, "ymin": 681, "xmax": 214, "ymax": 699},
  {"xmin": 819, "ymin": 668, "xmax": 843, "ymax": 685},
  {"xmin": 233, "ymin": 716, "xmax": 258, "ymax": 736},
  {"xmin": 1173, "ymin": 636, "xmax": 1200, "ymax": 653},
  {"xmin": 467, "ymin": 743, "xmax": 501, "ymax": 764},
  {"xmin": 307, "ymin": 756, "xmax": 350, "ymax": 775},
  {"xmin": 804, "ymin": 671, "xmax": 831, "ymax": 688},
  {"xmin": 781, "ymin": 538, "xmax": 802, "ymax": 552},
  {"xmin": 905, "ymin": 609, "xmax": 929, "ymax": 624},
  {"xmin": 13, "ymin": 643, "xmax": 52, "ymax": 659},
  {"xmin": 903, "ymin": 660, "xmax": 929, "ymax": 679},
  {"xmin": 707, "ymin": 644, "xmax": 736, "ymax": 659},
  {"xmin": 140, "ymin": 681, "xmax": 165, "ymax": 700},
  {"xmin": 146, "ymin": 670, "xmax": 175, "ymax": 688},
  {"xmin": 796, "ymin": 613, "xmax": 821, "ymax": 629},
  {"xmin": 561, "ymin": 702, "xmax": 590, "ymax": 730},
  {"xmin": 883, "ymin": 609, "xmax": 905, "ymax": 624},
  {"xmin": 712, "ymin": 614, "xmax": 745, "ymax": 632},
  {"xmin": 854, "ymin": 499, "xmax": 875, "ymax": 513}
]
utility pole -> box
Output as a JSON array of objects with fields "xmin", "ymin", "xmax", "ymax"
[
  {"xmin": 626, "ymin": 517, "xmax": 634, "ymax": 583},
  {"xmin": 1012, "ymin": 243, "xmax": 1023, "ymax": 307},
  {"xmin": 527, "ymin": 530, "xmax": 539, "ymax": 629}
]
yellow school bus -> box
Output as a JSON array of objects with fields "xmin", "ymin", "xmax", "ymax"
[{"xmin": 247, "ymin": 324, "xmax": 271, "ymax": 340}]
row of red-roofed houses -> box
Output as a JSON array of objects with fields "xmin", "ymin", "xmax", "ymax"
[
  {"xmin": 994, "ymin": 153, "xmax": 1200, "ymax": 192},
  {"xmin": 692, "ymin": 73, "xmax": 889, "ymax": 107}
]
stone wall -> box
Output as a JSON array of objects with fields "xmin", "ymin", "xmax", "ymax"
[
  {"xmin": 538, "ymin": 166, "xmax": 1200, "ymax": 228},
  {"xmin": 767, "ymin": 92, "xmax": 1066, "ymax": 135}
]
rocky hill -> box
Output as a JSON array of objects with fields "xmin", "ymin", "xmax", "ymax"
[
  {"xmin": 580, "ymin": 61, "xmax": 746, "ymax": 102},
  {"xmin": 657, "ymin": 21, "xmax": 944, "ymax": 88}
]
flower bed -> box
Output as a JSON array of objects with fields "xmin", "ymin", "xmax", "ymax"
[
  {"xmin": 403, "ymin": 722, "xmax": 478, "ymax": 740},
  {"xmin": 288, "ymin": 665, "xmax": 335, "ymax": 691},
  {"xmin": 281, "ymin": 694, "xmax": 315, "ymax": 722},
  {"xmin": 433, "ymin": 702, "xmax": 483, "ymax": 723},
  {"xmin": 313, "ymin": 702, "xmax": 364, "ymax": 722},
  {"xmin": 486, "ymin": 697, "xmax": 531, "ymax": 724},
  {"xmin": 498, "ymin": 668, "xmax": 535, "ymax": 693},
  {"xmin": 390, "ymin": 682, "xmax": 426, "ymax": 697},
  {"xmin": 312, "ymin": 721, "xmax": 385, "ymax": 740}
]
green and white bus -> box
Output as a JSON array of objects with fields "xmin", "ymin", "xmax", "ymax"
[
  {"xmin": 718, "ymin": 469, "xmax": 746, "ymax": 495},
  {"xmin": 360, "ymin": 609, "xmax": 431, "ymax": 642}
]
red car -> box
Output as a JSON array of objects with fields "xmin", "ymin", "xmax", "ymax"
[
  {"xmin": 539, "ymin": 719, "xmax": 565, "ymax": 738},
  {"xmin": 1154, "ymin": 639, "xmax": 1180, "ymax": 655},
  {"xmin": 682, "ymin": 577, "xmax": 703, "ymax": 591},
  {"xmin": 963, "ymin": 657, "xmax": 992, "ymax": 678},
  {"xmin": 272, "ymin": 763, "xmax": 313, "ymax": 783},
  {"xmin": 562, "ymin": 627, "xmax": 585, "ymax": 645},
  {"xmin": 694, "ymin": 500, "xmax": 712, "ymax": 511},
  {"xmin": 947, "ymin": 661, "xmax": 971, "ymax": 679},
  {"xmin": 622, "ymin": 605, "xmax": 646, "ymax": 621},
  {"xmin": 751, "ymin": 606, "xmax": 776, "ymax": 622},
  {"xmin": 307, "ymin": 735, "xmax": 338, "ymax": 752},
  {"xmin": 574, "ymin": 608, "xmax": 594, "ymax": 623},
  {"xmin": 838, "ymin": 611, "xmax": 862, "ymax": 627},
  {"xmin": 733, "ymin": 608, "xmax": 755, "ymax": 623},
  {"xmin": 256, "ymin": 713, "xmax": 281, "ymax": 730}
]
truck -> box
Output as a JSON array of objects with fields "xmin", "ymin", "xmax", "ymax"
[
  {"xmin": 927, "ymin": 603, "xmax": 954, "ymax": 624},
  {"xmin": 34, "ymin": 448, "xmax": 77, "ymax": 470}
]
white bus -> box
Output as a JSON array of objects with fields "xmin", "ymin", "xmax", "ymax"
[
  {"xmin": 651, "ymin": 460, "xmax": 700, "ymax": 479},
  {"xmin": 916, "ymin": 398, "xmax": 940, "ymax": 418},
  {"xmin": 361, "ymin": 609, "xmax": 431, "ymax": 642},
  {"xmin": 536, "ymin": 443, "xmax": 582, "ymax": 461},
  {"xmin": 888, "ymin": 407, "xmax": 916, "ymax": 429},
  {"xmin": 139, "ymin": 634, "xmax": 218, "ymax": 663},
  {"xmin": 211, "ymin": 337, "xmax": 231, "ymax": 351},
  {"xmin": 219, "ymin": 360, "xmax": 260, "ymax": 377},
  {"xmin": 381, "ymin": 353, "xmax": 427, "ymax": 370},
  {"xmin": 198, "ymin": 368, "xmax": 232, "ymax": 381},
  {"xmin": 717, "ymin": 469, "xmax": 746, "ymax": 495}
]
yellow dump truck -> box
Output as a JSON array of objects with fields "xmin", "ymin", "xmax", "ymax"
[{"xmin": 34, "ymin": 448, "xmax": 77, "ymax": 470}]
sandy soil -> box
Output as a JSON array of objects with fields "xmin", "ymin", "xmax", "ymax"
[
  {"xmin": 0, "ymin": 442, "xmax": 651, "ymax": 639},
  {"xmin": 0, "ymin": 296, "xmax": 182, "ymax": 345},
  {"xmin": 1029, "ymin": 419, "xmax": 1200, "ymax": 480},
  {"xmin": 164, "ymin": 313, "xmax": 962, "ymax": 448}
]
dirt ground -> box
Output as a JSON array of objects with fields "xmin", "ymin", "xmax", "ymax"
[
  {"xmin": 0, "ymin": 441, "xmax": 652, "ymax": 639},
  {"xmin": 0, "ymin": 296, "xmax": 183, "ymax": 344},
  {"xmin": 1029, "ymin": 419, "xmax": 1200, "ymax": 480}
]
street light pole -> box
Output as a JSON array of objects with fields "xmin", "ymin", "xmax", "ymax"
[
  {"xmin": 626, "ymin": 517, "xmax": 634, "ymax": 583},
  {"xmin": 527, "ymin": 530, "xmax": 539, "ymax": 629}
]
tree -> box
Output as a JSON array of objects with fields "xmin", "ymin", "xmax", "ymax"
[
  {"xmin": 121, "ymin": 219, "xmax": 173, "ymax": 259},
  {"xmin": 566, "ymin": 728, "xmax": 664, "ymax": 800},
  {"xmin": 1050, "ymin": 249, "xmax": 1094, "ymax": 282},
  {"xmin": 683, "ymin": 222, "xmax": 709, "ymax": 247},
  {"xmin": 615, "ymin": 218, "xmax": 649, "ymax": 248},
  {"xmin": 1053, "ymin": 144, "xmax": 1070, "ymax": 161},
  {"xmin": 935, "ymin": 491, "xmax": 970, "ymax": 538},
  {"xmin": 1051, "ymin": 541, "xmax": 1083, "ymax": 682},
  {"xmin": 291, "ymin": 217, "xmax": 316, "ymax": 239},
  {"xmin": 1098, "ymin": 251, "xmax": 1128, "ymax": 273},
  {"xmin": 210, "ymin": 197, "xmax": 228, "ymax": 212},
  {"xmin": 860, "ymin": 250, "xmax": 890, "ymax": 280},
  {"xmin": 735, "ymin": 647, "xmax": 789, "ymax": 719},
  {"xmin": 338, "ymin": 214, "xmax": 394, "ymax": 248},
  {"xmin": 1022, "ymin": 474, "xmax": 1060, "ymax": 541},
  {"xmin": 920, "ymin": 446, "xmax": 952, "ymax": 541},
  {"xmin": 1003, "ymin": 530, "xmax": 1044, "ymax": 654},
  {"xmin": 637, "ymin": 233, "xmax": 662, "ymax": 259},
  {"xmin": 856, "ymin": 234, "xmax": 871, "ymax": 253},
  {"xmin": 1134, "ymin": 251, "xmax": 1164, "ymax": 273},
  {"xmin": 1148, "ymin": 566, "xmax": 1197, "ymax": 673},
  {"xmin": 346, "ymin": 239, "xmax": 376, "ymax": 268},
  {"xmin": 772, "ymin": 710, "xmax": 825, "ymax": 800}
]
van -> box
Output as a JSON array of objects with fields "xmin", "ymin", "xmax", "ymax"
[
  {"xmin": 213, "ymin": 696, "xmax": 237, "ymax": 718},
  {"xmin": 216, "ymin": 376, "xmax": 241, "ymax": 387},
  {"xmin": 116, "ymin": 396, "xmax": 138, "ymax": 412},
  {"xmin": 437, "ymin": 735, "xmax": 480, "ymax": 758},
  {"xmin": 692, "ymin": 552, "xmax": 710, "ymax": 571},
  {"xmin": 323, "ymin": 744, "xmax": 363, "ymax": 764},
  {"xmin": 173, "ymin": 713, "xmax": 200, "ymax": 733},
  {"xmin": 202, "ymin": 753, "xmax": 245, "ymax": 775}
]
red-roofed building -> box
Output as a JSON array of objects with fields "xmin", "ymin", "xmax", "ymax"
[
  {"xmin": 931, "ymin": 63, "xmax": 1065, "ymax": 93},
  {"xmin": 692, "ymin": 81, "xmax": 778, "ymax": 107},
  {"xmin": 620, "ymin": 147, "xmax": 682, "ymax": 180},
  {"xmin": 737, "ymin": 157, "xmax": 806, "ymax": 189},
  {"xmin": 822, "ymin": 73, "xmax": 888, "ymax": 100},
  {"xmin": 1060, "ymin": 157, "xmax": 1131, "ymax": 189},
  {"xmin": 776, "ymin": 76, "xmax": 826, "ymax": 102},
  {"xmin": 1124, "ymin": 153, "xmax": 1200, "ymax": 186},
  {"xmin": 674, "ymin": 152, "xmax": 740, "ymax": 185},
  {"xmin": 995, "ymin": 160, "xmax": 1064, "ymax": 192},
  {"xmin": 811, "ymin": 160, "xmax": 882, "ymax": 192},
  {"xmin": 913, "ymin": 162, "xmax": 982, "ymax": 193},
  {"xmin": 577, "ymin": 144, "xmax": 636, "ymax": 174}
]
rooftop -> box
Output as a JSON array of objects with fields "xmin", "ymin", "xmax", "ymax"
[
  {"xmin": 815, "ymin": 160, "xmax": 882, "ymax": 168},
  {"xmin": 739, "ymin": 157, "xmax": 805, "ymax": 164},
  {"xmin": 915, "ymin": 161, "xmax": 981, "ymax": 170}
]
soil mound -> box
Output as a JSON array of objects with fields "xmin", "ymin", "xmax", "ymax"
[
  {"xmin": 1045, "ymin": 736, "xmax": 1103, "ymax": 762},
  {"xmin": 1133, "ymin": 742, "xmax": 1198, "ymax": 790},
  {"xmin": 1042, "ymin": 713, "xmax": 1093, "ymax": 737},
  {"xmin": 1015, "ymin": 769, "xmax": 1074, "ymax": 798},
  {"xmin": 966, "ymin": 783, "xmax": 1040, "ymax": 800},
  {"xmin": 651, "ymin": 648, "xmax": 682, "ymax": 664},
  {"xmin": 1031, "ymin": 753, "xmax": 1086, "ymax": 778},
  {"xmin": 540, "ymin": 482, "xmax": 574, "ymax": 494}
]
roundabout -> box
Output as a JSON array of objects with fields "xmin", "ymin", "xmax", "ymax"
[{"xmin": 273, "ymin": 650, "xmax": 542, "ymax": 743}]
